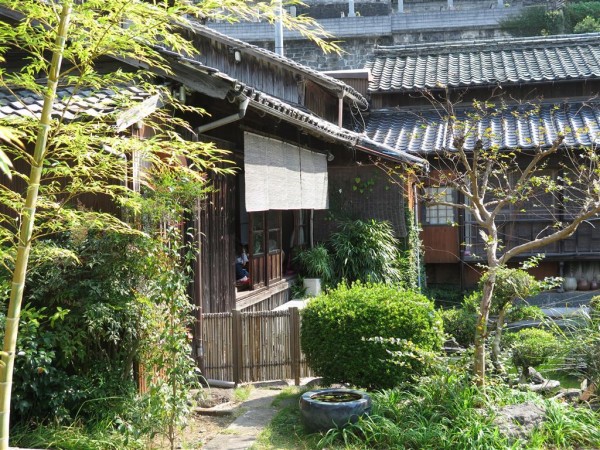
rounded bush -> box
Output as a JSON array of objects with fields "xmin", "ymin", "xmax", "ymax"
[
  {"xmin": 301, "ymin": 282, "xmax": 444, "ymax": 390},
  {"xmin": 509, "ymin": 328, "xmax": 559, "ymax": 374},
  {"xmin": 441, "ymin": 307, "xmax": 477, "ymax": 347}
]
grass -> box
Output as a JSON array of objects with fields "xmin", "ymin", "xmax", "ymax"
[
  {"xmin": 253, "ymin": 387, "xmax": 328, "ymax": 450},
  {"xmin": 11, "ymin": 420, "xmax": 144, "ymax": 450},
  {"xmin": 233, "ymin": 385, "xmax": 253, "ymax": 403},
  {"xmin": 256, "ymin": 366, "xmax": 600, "ymax": 450}
]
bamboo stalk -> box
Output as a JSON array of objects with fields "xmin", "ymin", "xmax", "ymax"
[{"xmin": 0, "ymin": 3, "xmax": 73, "ymax": 448}]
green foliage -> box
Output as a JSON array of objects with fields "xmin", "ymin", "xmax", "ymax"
[
  {"xmin": 260, "ymin": 363, "xmax": 600, "ymax": 450},
  {"xmin": 505, "ymin": 304, "xmax": 543, "ymax": 323},
  {"xmin": 320, "ymin": 370, "xmax": 508, "ymax": 449},
  {"xmin": 328, "ymin": 219, "xmax": 404, "ymax": 285},
  {"xmin": 317, "ymin": 366, "xmax": 600, "ymax": 449},
  {"xmin": 441, "ymin": 307, "xmax": 478, "ymax": 348},
  {"xmin": 125, "ymin": 230, "xmax": 199, "ymax": 448},
  {"xmin": 482, "ymin": 267, "xmax": 540, "ymax": 309},
  {"xmin": 400, "ymin": 207, "xmax": 423, "ymax": 291},
  {"xmin": 501, "ymin": 6, "xmax": 565, "ymax": 36},
  {"xmin": 301, "ymin": 282, "xmax": 444, "ymax": 390},
  {"xmin": 290, "ymin": 276, "xmax": 308, "ymax": 299},
  {"xmin": 565, "ymin": 1, "xmax": 600, "ymax": 31},
  {"xmin": 1, "ymin": 225, "xmax": 199, "ymax": 449},
  {"xmin": 11, "ymin": 420, "xmax": 143, "ymax": 450},
  {"xmin": 293, "ymin": 245, "xmax": 333, "ymax": 283},
  {"xmin": 233, "ymin": 385, "xmax": 253, "ymax": 403},
  {"xmin": 440, "ymin": 291, "xmax": 480, "ymax": 348},
  {"xmin": 424, "ymin": 285, "xmax": 466, "ymax": 308},
  {"xmin": 508, "ymin": 328, "xmax": 560, "ymax": 374},
  {"xmin": 256, "ymin": 388, "xmax": 322, "ymax": 450},
  {"xmin": 502, "ymin": 1, "xmax": 600, "ymax": 36},
  {"xmin": 560, "ymin": 305, "xmax": 600, "ymax": 385},
  {"xmin": 573, "ymin": 15, "xmax": 600, "ymax": 32},
  {"xmin": 3, "ymin": 231, "xmax": 152, "ymax": 423}
]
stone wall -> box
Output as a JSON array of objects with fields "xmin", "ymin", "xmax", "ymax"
[
  {"xmin": 295, "ymin": 2, "xmax": 392, "ymax": 18},
  {"xmin": 207, "ymin": 7, "xmax": 518, "ymax": 70}
]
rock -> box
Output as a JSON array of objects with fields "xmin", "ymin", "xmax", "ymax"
[
  {"xmin": 521, "ymin": 379, "xmax": 561, "ymax": 394},
  {"xmin": 493, "ymin": 401, "xmax": 546, "ymax": 442},
  {"xmin": 581, "ymin": 382, "xmax": 597, "ymax": 402},
  {"xmin": 443, "ymin": 337, "xmax": 465, "ymax": 354},
  {"xmin": 527, "ymin": 367, "xmax": 547, "ymax": 384},
  {"xmin": 553, "ymin": 388, "xmax": 582, "ymax": 401}
]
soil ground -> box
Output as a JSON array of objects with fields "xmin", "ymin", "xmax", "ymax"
[{"xmin": 149, "ymin": 387, "xmax": 238, "ymax": 449}]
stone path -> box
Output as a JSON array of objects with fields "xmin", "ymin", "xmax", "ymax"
[{"xmin": 202, "ymin": 387, "xmax": 283, "ymax": 450}]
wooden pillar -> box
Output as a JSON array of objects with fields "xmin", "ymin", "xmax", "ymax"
[
  {"xmin": 232, "ymin": 309, "xmax": 243, "ymax": 386},
  {"xmin": 289, "ymin": 307, "xmax": 301, "ymax": 386}
]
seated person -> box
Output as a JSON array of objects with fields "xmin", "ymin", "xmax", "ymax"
[
  {"xmin": 236, "ymin": 261, "xmax": 249, "ymax": 283},
  {"xmin": 235, "ymin": 245, "xmax": 250, "ymax": 285}
]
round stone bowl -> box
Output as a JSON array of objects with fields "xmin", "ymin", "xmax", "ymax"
[{"xmin": 299, "ymin": 388, "xmax": 372, "ymax": 433}]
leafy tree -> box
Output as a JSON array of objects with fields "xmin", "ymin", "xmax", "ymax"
[
  {"xmin": 484, "ymin": 265, "xmax": 541, "ymax": 374},
  {"xmin": 501, "ymin": 6, "xmax": 565, "ymax": 36},
  {"xmin": 381, "ymin": 95, "xmax": 600, "ymax": 386},
  {"xmin": 573, "ymin": 15, "xmax": 600, "ymax": 32},
  {"xmin": 0, "ymin": 0, "xmax": 340, "ymax": 447},
  {"xmin": 502, "ymin": 1, "xmax": 600, "ymax": 36}
]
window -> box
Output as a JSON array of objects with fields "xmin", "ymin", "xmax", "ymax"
[{"xmin": 424, "ymin": 187, "xmax": 455, "ymax": 225}]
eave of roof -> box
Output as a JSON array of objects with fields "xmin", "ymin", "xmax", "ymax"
[
  {"xmin": 366, "ymin": 33, "xmax": 600, "ymax": 93},
  {"xmin": 188, "ymin": 23, "xmax": 369, "ymax": 110},
  {"xmin": 365, "ymin": 100, "xmax": 600, "ymax": 154},
  {"xmin": 157, "ymin": 50, "xmax": 425, "ymax": 166}
]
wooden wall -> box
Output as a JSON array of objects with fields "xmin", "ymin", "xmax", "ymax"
[
  {"xmin": 193, "ymin": 37, "xmax": 301, "ymax": 105},
  {"xmin": 195, "ymin": 173, "xmax": 236, "ymax": 314},
  {"xmin": 421, "ymin": 226, "xmax": 460, "ymax": 263}
]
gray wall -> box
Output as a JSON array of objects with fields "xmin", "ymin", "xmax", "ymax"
[{"xmin": 208, "ymin": 8, "xmax": 518, "ymax": 70}]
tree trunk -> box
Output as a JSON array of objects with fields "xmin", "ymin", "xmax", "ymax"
[
  {"xmin": 474, "ymin": 273, "xmax": 496, "ymax": 387},
  {"xmin": 0, "ymin": 4, "xmax": 72, "ymax": 448},
  {"xmin": 491, "ymin": 306, "xmax": 507, "ymax": 374}
]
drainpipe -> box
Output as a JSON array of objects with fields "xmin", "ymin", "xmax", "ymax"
[
  {"xmin": 275, "ymin": 0, "xmax": 284, "ymax": 56},
  {"xmin": 413, "ymin": 182, "xmax": 422, "ymax": 290},
  {"xmin": 196, "ymin": 96, "xmax": 250, "ymax": 134},
  {"xmin": 338, "ymin": 93, "xmax": 344, "ymax": 127}
]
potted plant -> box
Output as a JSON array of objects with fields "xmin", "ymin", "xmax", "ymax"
[{"xmin": 293, "ymin": 244, "xmax": 332, "ymax": 296}]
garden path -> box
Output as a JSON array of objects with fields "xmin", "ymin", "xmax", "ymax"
[{"xmin": 202, "ymin": 386, "xmax": 281, "ymax": 450}]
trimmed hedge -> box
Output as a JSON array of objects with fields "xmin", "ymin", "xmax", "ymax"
[{"xmin": 300, "ymin": 282, "xmax": 444, "ymax": 390}]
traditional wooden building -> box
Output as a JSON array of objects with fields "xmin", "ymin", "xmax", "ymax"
[{"xmin": 363, "ymin": 33, "xmax": 600, "ymax": 288}]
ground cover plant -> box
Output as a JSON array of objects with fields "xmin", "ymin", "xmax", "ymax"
[{"xmin": 258, "ymin": 365, "xmax": 600, "ymax": 450}]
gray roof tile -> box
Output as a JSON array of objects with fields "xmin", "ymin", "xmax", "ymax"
[
  {"xmin": 365, "ymin": 101, "xmax": 600, "ymax": 154},
  {"xmin": 366, "ymin": 33, "xmax": 600, "ymax": 92},
  {"xmin": 0, "ymin": 85, "xmax": 149, "ymax": 121}
]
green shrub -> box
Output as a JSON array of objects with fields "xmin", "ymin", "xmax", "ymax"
[
  {"xmin": 301, "ymin": 282, "xmax": 444, "ymax": 390},
  {"xmin": 329, "ymin": 219, "xmax": 403, "ymax": 284},
  {"xmin": 293, "ymin": 245, "xmax": 333, "ymax": 284},
  {"xmin": 505, "ymin": 304, "xmax": 543, "ymax": 323},
  {"xmin": 441, "ymin": 307, "xmax": 478, "ymax": 347},
  {"xmin": 424, "ymin": 285, "xmax": 466, "ymax": 308},
  {"xmin": 508, "ymin": 328, "xmax": 560, "ymax": 375},
  {"xmin": 440, "ymin": 290, "xmax": 480, "ymax": 347}
]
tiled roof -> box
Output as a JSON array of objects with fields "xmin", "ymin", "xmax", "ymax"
[
  {"xmin": 0, "ymin": 85, "xmax": 149, "ymax": 121},
  {"xmin": 158, "ymin": 49, "xmax": 426, "ymax": 166},
  {"xmin": 189, "ymin": 23, "xmax": 369, "ymax": 109},
  {"xmin": 366, "ymin": 33, "xmax": 600, "ymax": 92},
  {"xmin": 365, "ymin": 101, "xmax": 600, "ymax": 154}
]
